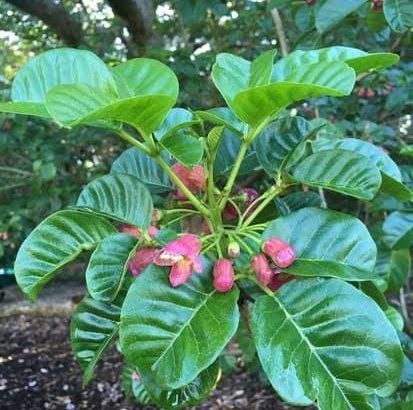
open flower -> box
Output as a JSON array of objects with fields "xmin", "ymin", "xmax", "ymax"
[
  {"xmin": 129, "ymin": 247, "xmax": 157, "ymax": 276},
  {"xmin": 153, "ymin": 233, "xmax": 202, "ymax": 287},
  {"xmin": 263, "ymin": 237, "xmax": 296, "ymax": 268},
  {"xmin": 171, "ymin": 163, "xmax": 206, "ymax": 200},
  {"xmin": 213, "ymin": 258, "xmax": 235, "ymax": 293}
]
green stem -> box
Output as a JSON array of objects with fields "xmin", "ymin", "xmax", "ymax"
[
  {"xmin": 243, "ymin": 186, "xmax": 282, "ymax": 228},
  {"xmin": 115, "ymin": 128, "xmax": 152, "ymax": 156},
  {"xmin": 155, "ymin": 154, "xmax": 210, "ymax": 217}
]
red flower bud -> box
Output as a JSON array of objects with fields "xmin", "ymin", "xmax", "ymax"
[
  {"xmin": 263, "ymin": 237, "xmax": 296, "ymax": 268},
  {"xmin": 213, "ymin": 258, "xmax": 235, "ymax": 293},
  {"xmin": 251, "ymin": 254, "xmax": 272, "ymax": 285},
  {"xmin": 268, "ymin": 271, "xmax": 293, "ymax": 291},
  {"xmin": 228, "ymin": 241, "xmax": 240, "ymax": 258}
]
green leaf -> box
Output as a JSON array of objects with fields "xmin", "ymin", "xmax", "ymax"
[
  {"xmin": 160, "ymin": 133, "xmax": 204, "ymax": 167},
  {"xmin": 12, "ymin": 48, "xmax": 116, "ymax": 102},
  {"xmin": 262, "ymin": 207, "xmax": 378, "ymax": 281},
  {"xmin": 45, "ymin": 83, "xmax": 175, "ymax": 135},
  {"xmin": 400, "ymin": 166, "xmax": 413, "ymax": 190},
  {"xmin": 249, "ymin": 49, "xmax": 277, "ymax": 87},
  {"xmin": 385, "ymin": 306, "xmax": 404, "ymax": 332},
  {"xmin": 111, "ymin": 148, "xmax": 172, "ymax": 194},
  {"xmin": 86, "ymin": 233, "xmax": 139, "ymax": 302},
  {"xmin": 233, "ymin": 61, "xmax": 355, "ymax": 126},
  {"xmin": 141, "ymin": 361, "xmax": 220, "ymax": 409},
  {"xmin": 14, "ymin": 210, "xmax": 116, "ymax": 300},
  {"xmin": 119, "ymin": 261, "xmax": 240, "ymax": 389},
  {"xmin": 383, "ymin": 212, "xmax": 413, "ymax": 249},
  {"xmin": 0, "ymin": 102, "xmax": 51, "ymax": 118},
  {"xmin": 292, "ymin": 149, "xmax": 382, "ymax": 200},
  {"xmin": 315, "ymin": 0, "xmax": 367, "ymax": 33},
  {"xmin": 271, "ymin": 47, "xmax": 399, "ymax": 77},
  {"xmin": 254, "ymin": 116, "xmax": 313, "ymax": 177},
  {"xmin": 154, "ymin": 108, "xmax": 201, "ymax": 140},
  {"xmin": 195, "ymin": 107, "xmax": 243, "ymax": 135},
  {"xmin": 214, "ymin": 129, "xmax": 259, "ymax": 177},
  {"xmin": 77, "ymin": 174, "xmax": 153, "ymax": 228},
  {"xmin": 383, "ymin": 0, "xmax": 413, "ymax": 32},
  {"xmin": 112, "ymin": 58, "xmax": 178, "ymax": 99},
  {"xmin": 132, "ymin": 374, "xmax": 152, "ymax": 404},
  {"xmin": 314, "ymin": 138, "xmax": 412, "ymax": 201},
  {"xmin": 207, "ymin": 126, "xmax": 225, "ymax": 153},
  {"xmin": 251, "ymin": 278, "xmax": 403, "ymax": 409},
  {"xmin": 71, "ymin": 295, "xmax": 121, "ymax": 386}
]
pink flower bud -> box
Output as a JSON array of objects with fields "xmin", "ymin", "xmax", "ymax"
[
  {"xmin": 251, "ymin": 254, "xmax": 273, "ymax": 285},
  {"xmin": 228, "ymin": 241, "xmax": 240, "ymax": 259},
  {"xmin": 213, "ymin": 258, "xmax": 235, "ymax": 293},
  {"xmin": 120, "ymin": 225, "xmax": 158, "ymax": 239},
  {"xmin": 152, "ymin": 209, "xmax": 163, "ymax": 223},
  {"xmin": 129, "ymin": 247, "xmax": 157, "ymax": 276},
  {"xmin": 263, "ymin": 237, "xmax": 296, "ymax": 268}
]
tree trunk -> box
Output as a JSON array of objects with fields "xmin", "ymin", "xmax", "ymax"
[{"xmin": 4, "ymin": 0, "xmax": 83, "ymax": 46}]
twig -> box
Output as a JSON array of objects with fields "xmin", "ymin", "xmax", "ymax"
[{"xmin": 270, "ymin": 8, "xmax": 289, "ymax": 57}]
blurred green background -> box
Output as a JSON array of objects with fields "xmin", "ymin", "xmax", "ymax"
[{"xmin": 0, "ymin": 0, "xmax": 412, "ymax": 268}]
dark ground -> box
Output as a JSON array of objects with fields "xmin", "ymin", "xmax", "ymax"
[{"xmin": 0, "ymin": 283, "xmax": 310, "ymax": 410}]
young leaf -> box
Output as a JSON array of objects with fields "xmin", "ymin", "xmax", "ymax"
[
  {"xmin": 119, "ymin": 261, "xmax": 239, "ymax": 390},
  {"xmin": 14, "ymin": 210, "xmax": 116, "ymax": 300},
  {"xmin": 86, "ymin": 233, "xmax": 140, "ymax": 302},
  {"xmin": 292, "ymin": 149, "xmax": 382, "ymax": 200},
  {"xmin": 154, "ymin": 108, "xmax": 201, "ymax": 140},
  {"xmin": 71, "ymin": 295, "xmax": 121, "ymax": 386},
  {"xmin": 160, "ymin": 133, "xmax": 204, "ymax": 167},
  {"xmin": 383, "ymin": 211, "xmax": 413, "ymax": 249},
  {"xmin": 262, "ymin": 207, "xmax": 378, "ymax": 281},
  {"xmin": 140, "ymin": 361, "xmax": 220, "ymax": 409},
  {"xmin": 111, "ymin": 148, "xmax": 172, "ymax": 194},
  {"xmin": 383, "ymin": 0, "xmax": 413, "ymax": 32},
  {"xmin": 251, "ymin": 278, "xmax": 403, "ymax": 409},
  {"xmin": 315, "ymin": 0, "xmax": 366, "ymax": 33},
  {"xmin": 254, "ymin": 116, "xmax": 313, "ymax": 177},
  {"xmin": 195, "ymin": 107, "xmax": 243, "ymax": 135},
  {"xmin": 77, "ymin": 174, "xmax": 153, "ymax": 228},
  {"xmin": 249, "ymin": 49, "xmax": 277, "ymax": 87}
]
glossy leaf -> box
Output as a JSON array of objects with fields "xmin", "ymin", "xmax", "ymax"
[
  {"xmin": 86, "ymin": 233, "xmax": 139, "ymax": 302},
  {"xmin": 292, "ymin": 149, "xmax": 382, "ymax": 200},
  {"xmin": 120, "ymin": 261, "xmax": 240, "ymax": 389},
  {"xmin": 383, "ymin": 212, "xmax": 413, "ymax": 249},
  {"xmin": 275, "ymin": 191, "xmax": 322, "ymax": 215},
  {"xmin": 71, "ymin": 296, "xmax": 121, "ymax": 385},
  {"xmin": 160, "ymin": 133, "xmax": 204, "ymax": 167},
  {"xmin": 112, "ymin": 58, "xmax": 178, "ymax": 99},
  {"xmin": 195, "ymin": 107, "xmax": 243, "ymax": 135},
  {"xmin": 111, "ymin": 148, "xmax": 172, "ymax": 194},
  {"xmin": 12, "ymin": 48, "xmax": 116, "ymax": 101},
  {"xmin": 77, "ymin": 174, "xmax": 153, "ymax": 228},
  {"xmin": 400, "ymin": 165, "xmax": 413, "ymax": 190},
  {"xmin": 249, "ymin": 49, "xmax": 277, "ymax": 87},
  {"xmin": 141, "ymin": 361, "xmax": 220, "ymax": 409},
  {"xmin": 233, "ymin": 61, "xmax": 355, "ymax": 126},
  {"xmin": 254, "ymin": 116, "xmax": 313, "ymax": 176},
  {"xmin": 251, "ymin": 278, "xmax": 403, "ymax": 409},
  {"xmin": 383, "ymin": 0, "xmax": 413, "ymax": 32},
  {"xmin": 45, "ymin": 83, "xmax": 175, "ymax": 135},
  {"xmin": 0, "ymin": 102, "xmax": 50, "ymax": 118},
  {"xmin": 272, "ymin": 47, "xmax": 399, "ymax": 77},
  {"xmin": 262, "ymin": 207, "xmax": 378, "ymax": 280},
  {"xmin": 314, "ymin": 138, "xmax": 412, "ymax": 201},
  {"xmin": 315, "ymin": 0, "xmax": 367, "ymax": 33},
  {"xmin": 154, "ymin": 108, "xmax": 200, "ymax": 140},
  {"xmin": 14, "ymin": 210, "xmax": 116, "ymax": 300},
  {"xmin": 385, "ymin": 306, "xmax": 405, "ymax": 332}
]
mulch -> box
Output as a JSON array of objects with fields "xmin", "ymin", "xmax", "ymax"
[{"xmin": 0, "ymin": 313, "xmax": 311, "ymax": 410}]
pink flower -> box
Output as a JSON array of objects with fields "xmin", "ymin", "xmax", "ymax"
[
  {"xmin": 129, "ymin": 247, "xmax": 157, "ymax": 276},
  {"xmin": 171, "ymin": 163, "xmax": 206, "ymax": 200},
  {"xmin": 120, "ymin": 225, "xmax": 159, "ymax": 238},
  {"xmin": 251, "ymin": 254, "xmax": 273, "ymax": 285},
  {"xmin": 213, "ymin": 258, "xmax": 235, "ymax": 293},
  {"xmin": 263, "ymin": 237, "xmax": 296, "ymax": 268},
  {"xmin": 153, "ymin": 233, "xmax": 202, "ymax": 287}
]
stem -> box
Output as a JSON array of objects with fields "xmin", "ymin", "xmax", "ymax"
[
  {"xmin": 318, "ymin": 187, "xmax": 328, "ymax": 208},
  {"xmin": 155, "ymin": 154, "xmax": 210, "ymax": 217},
  {"xmin": 115, "ymin": 128, "xmax": 152, "ymax": 156},
  {"xmin": 270, "ymin": 8, "xmax": 289, "ymax": 57},
  {"xmin": 243, "ymin": 186, "xmax": 282, "ymax": 227}
]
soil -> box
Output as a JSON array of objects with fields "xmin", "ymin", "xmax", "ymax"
[{"xmin": 0, "ymin": 283, "xmax": 312, "ymax": 410}]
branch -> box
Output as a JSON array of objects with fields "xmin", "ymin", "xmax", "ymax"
[
  {"xmin": 4, "ymin": 0, "xmax": 83, "ymax": 46},
  {"xmin": 270, "ymin": 8, "xmax": 289, "ymax": 57},
  {"xmin": 107, "ymin": 0, "xmax": 153, "ymax": 52}
]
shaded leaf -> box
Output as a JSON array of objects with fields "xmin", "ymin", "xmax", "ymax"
[
  {"xmin": 383, "ymin": 0, "xmax": 413, "ymax": 32},
  {"xmin": 383, "ymin": 212, "xmax": 413, "ymax": 249}
]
